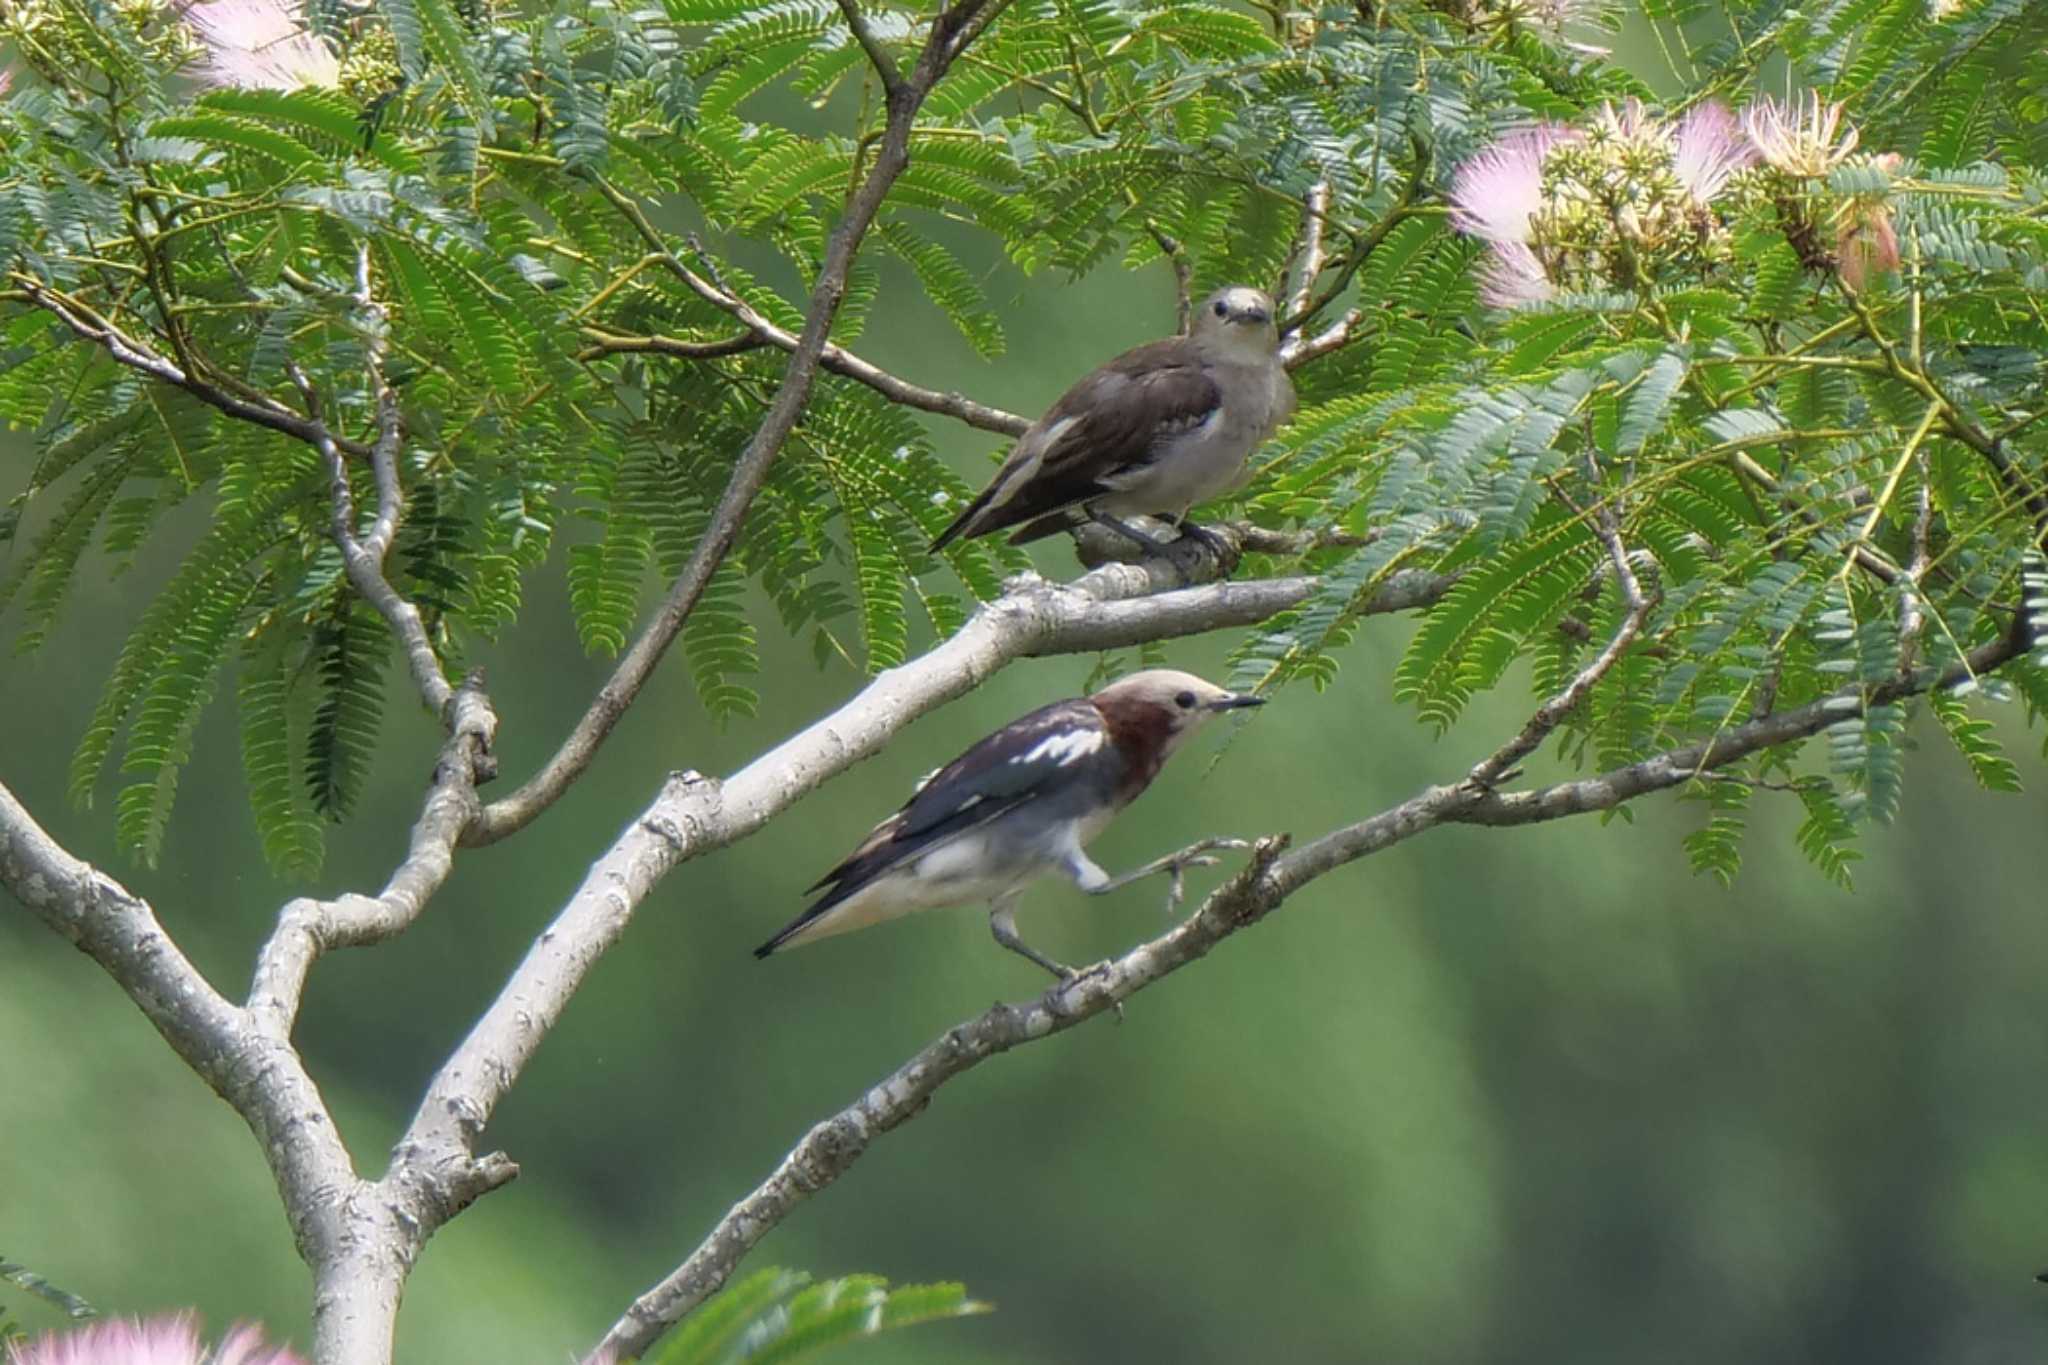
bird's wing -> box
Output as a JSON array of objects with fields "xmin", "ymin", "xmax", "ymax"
[
  {"xmin": 811, "ymin": 698, "xmax": 1108, "ymax": 893},
  {"xmin": 930, "ymin": 339, "xmax": 1221, "ymax": 547},
  {"xmin": 753, "ymin": 700, "xmax": 1110, "ymax": 957},
  {"xmin": 757, "ymin": 701, "xmax": 1111, "ymax": 955}
]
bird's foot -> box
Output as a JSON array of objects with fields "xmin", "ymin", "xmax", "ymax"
[
  {"xmin": 1059, "ymin": 959, "xmax": 1126, "ymax": 1023},
  {"xmin": 1100, "ymin": 836, "xmax": 1253, "ymax": 917},
  {"xmin": 1172, "ymin": 519, "xmax": 1230, "ymax": 555},
  {"xmin": 1088, "ymin": 511, "xmax": 1178, "ymax": 555},
  {"xmin": 1157, "ymin": 519, "xmax": 1240, "ymax": 580}
]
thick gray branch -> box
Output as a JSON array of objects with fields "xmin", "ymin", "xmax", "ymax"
[{"xmin": 0, "ymin": 780, "xmax": 380, "ymax": 1351}]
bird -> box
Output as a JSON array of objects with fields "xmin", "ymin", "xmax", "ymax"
[
  {"xmin": 929, "ymin": 285, "xmax": 1295, "ymax": 555},
  {"xmin": 754, "ymin": 669, "xmax": 1267, "ymax": 979}
]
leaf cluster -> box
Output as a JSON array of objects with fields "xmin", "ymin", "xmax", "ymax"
[{"xmin": 2, "ymin": 0, "xmax": 2046, "ymax": 891}]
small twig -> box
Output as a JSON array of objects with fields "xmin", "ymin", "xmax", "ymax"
[
  {"xmin": 835, "ymin": 0, "xmax": 904, "ymax": 94},
  {"xmin": 248, "ymin": 677, "xmax": 497, "ymax": 1038},
  {"xmin": 354, "ymin": 244, "xmax": 404, "ymax": 565},
  {"xmin": 583, "ymin": 184, "xmax": 1029, "ymax": 437},
  {"xmin": 1467, "ymin": 461, "xmax": 1654, "ymax": 790},
  {"xmin": 15, "ymin": 276, "xmax": 373, "ymax": 458},
  {"xmin": 287, "ymin": 361, "xmax": 453, "ymax": 717},
  {"xmin": 1898, "ymin": 444, "xmax": 1935, "ymax": 673},
  {"xmin": 1281, "ymin": 308, "xmax": 1364, "ymax": 368},
  {"xmin": 1836, "ymin": 400, "xmax": 1942, "ymax": 585},
  {"xmin": 575, "ymin": 327, "xmax": 764, "ymax": 363},
  {"xmin": 1143, "ymin": 219, "xmax": 1192, "ymax": 334},
  {"xmin": 1287, "ymin": 180, "xmax": 1333, "ymax": 321}
]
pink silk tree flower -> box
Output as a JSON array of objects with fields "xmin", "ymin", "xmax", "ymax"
[
  {"xmin": 5, "ymin": 1314, "xmax": 305, "ymax": 1365},
  {"xmin": 1742, "ymin": 92, "xmax": 1860, "ymax": 178},
  {"xmin": 1477, "ymin": 240, "xmax": 1556, "ymax": 307},
  {"xmin": 1671, "ymin": 102, "xmax": 1758, "ymax": 204},
  {"xmin": 1451, "ymin": 126, "xmax": 1580, "ymax": 306},
  {"xmin": 1449, "ymin": 124, "xmax": 1580, "ymax": 246},
  {"xmin": 183, "ymin": 0, "xmax": 341, "ymax": 90}
]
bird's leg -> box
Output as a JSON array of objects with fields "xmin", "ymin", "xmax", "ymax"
[
  {"xmin": 1091, "ymin": 837, "xmax": 1252, "ymax": 917},
  {"xmin": 989, "ymin": 896, "xmax": 1076, "ymax": 982},
  {"xmin": 1170, "ymin": 517, "xmax": 1230, "ymax": 557},
  {"xmin": 1087, "ymin": 509, "xmax": 1177, "ymax": 555}
]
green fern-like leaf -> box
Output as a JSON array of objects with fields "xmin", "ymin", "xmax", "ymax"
[
  {"xmin": 1930, "ymin": 686, "xmax": 2023, "ymax": 791},
  {"xmin": 1794, "ymin": 777, "xmax": 1862, "ymax": 887},
  {"xmin": 238, "ymin": 641, "xmax": 327, "ymax": 878},
  {"xmin": 683, "ymin": 561, "xmax": 761, "ymax": 723},
  {"xmin": 877, "ymin": 218, "xmax": 1005, "ymax": 359},
  {"xmin": 649, "ymin": 1266, "xmax": 989, "ymax": 1365},
  {"xmin": 1613, "ymin": 348, "xmax": 1687, "ymax": 456},
  {"xmin": 114, "ymin": 566, "xmax": 265, "ymax": 865},
  {"xmin": 1681, "ymin": 777, "xmax": 1749, "ymax": 886},
  {"xmin": 306, "ymin": 602, "xmax": 391, "ymax": 819},
  {"xmin": 69, "ymin": 476, "xmax": 303, "ymax": 810}
]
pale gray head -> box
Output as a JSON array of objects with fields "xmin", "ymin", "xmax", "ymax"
[
  {"xmin": 1190, "ymin": 286, "xmax": 1279, "ymax": 356},
  {"xmin": 1088, "ymin": 668, "xmax": 1266, "ymax": 761}
]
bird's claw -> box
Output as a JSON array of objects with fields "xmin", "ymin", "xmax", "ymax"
[{"xmin": 1058, "ymin": 960, "xmax": 1125, "ymax": 1023}]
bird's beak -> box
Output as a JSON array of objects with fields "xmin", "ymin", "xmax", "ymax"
[
  {"xmin": 1207, "ymin": 693, "xmax": 1267, "ymax": 711},
  {"xmin": 1239, "ymin": 307, "xmax": 1271, "ymax": 326}
]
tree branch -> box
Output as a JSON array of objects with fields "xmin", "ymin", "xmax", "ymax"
[
  {"xmin": 1287, "ymin": 179, "xmax": 1332, "ymax": 321},
  {"xmin": 575, "ymin": 327, "xmax": 764, "ymax": 363},
  {"xmin": 0, "ymin": 780, "xmax": 382, "ymax": 1355},
  {"xmin": 248, "ymin": 678, "xmax": 497, "ymax": 1038},
  {"xmin": 285, "ymin": 255, "xmax": 455, "ymax": 718},
  {"xmin": 12, "ymin": 275, "xmax": 374, "ymax": 458},
  {"xmin": 588, "ymin": 588, "xmax": 2031, "ymax": 1364},
  {"xmin": 583, "ymin": 837, "xmax": 1297, "ymax": 1365},
  {"xmin": 836, "ymin": 0, "xmax": 904, "ymax": 94},
  {"xmin": 584, "ymin": 205, "xmax": 1030, "ymax": 438},
  {"xmin": 1468, "ymin": 470, "xmax": 1654, "ymax": 788},
  {"xmin": 404, "ymin": 556, "xmax": 1452, "ymax": 1169},
  {"xmin": 472, "ymin": 0, "xmax": 1022, "ymax": 844}
]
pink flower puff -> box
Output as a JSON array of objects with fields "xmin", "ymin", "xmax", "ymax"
[
  {"xmin": 5, "ymin": 1314, "xmax": 305, "ymax": 1365},
  {"xmin": 182, "ymin": 0, "xmax": 341, "ymax": 90}
]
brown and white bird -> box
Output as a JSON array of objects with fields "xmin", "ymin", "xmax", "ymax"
[
  {"xmin": 755, "ymin": 670, "xmax": 1266, "ymax": 979},
  {"xmin": 930, "ymin": 285, "xmax": 1295, "ymax": 553}
]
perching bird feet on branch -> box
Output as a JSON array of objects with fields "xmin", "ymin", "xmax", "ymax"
[{"xmin": 1091, "ymin": 836, "xmax": 1253, "ymax": 917}]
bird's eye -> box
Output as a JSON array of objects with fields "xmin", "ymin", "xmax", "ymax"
[
  {"xmin": 1175, "ymin": 690, "xmax": 1198, "ymax": 710},
  {"xmin": 1211, "ymin": 299, "xmax": 1228, "ymax": 318}
]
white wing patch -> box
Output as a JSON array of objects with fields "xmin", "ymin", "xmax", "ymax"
[{"xmin": 1015, "ymin": 726, "xmax": 1105, "ymax": 767}]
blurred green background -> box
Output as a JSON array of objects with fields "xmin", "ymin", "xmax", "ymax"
[{"xmin": 12, "ymin": 44, "xmax": 2048, "ymax": 1365}]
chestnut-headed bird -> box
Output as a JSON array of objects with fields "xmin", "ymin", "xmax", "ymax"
[
  {"xmin": 755, "ymin": 670, "xmax": 1265, "ymax": 979},
  {"xmin": 930, "ymin": 286, "xmax": 1294, "ymax": 555}
]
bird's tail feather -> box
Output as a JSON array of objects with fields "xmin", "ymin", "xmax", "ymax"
[
  {"xmin": 753, "ymin": 881, "xmax": 854, "ymax": 959},
  {"xmin": 929, "ymin": 487, "xmax": 995, "ymax": 552},
  {"xmin": 1006, "ymin": 509, "xmax": 1083, "ymax": 545}
]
